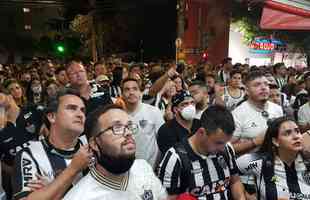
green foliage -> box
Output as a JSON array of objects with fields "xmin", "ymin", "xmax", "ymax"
[{"xmin": 231, "ymin": 1, "xmax": 310, "ymax": 61}]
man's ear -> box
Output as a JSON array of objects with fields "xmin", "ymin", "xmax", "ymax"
[
  {"xmin": 272, "ymin": 138, "xmax": 279, "ymax": 147},
  {"xmin": 46, "ymin": 112, "xmax": 56, "ymax": 124},
  {"xmin": 89, "ymin": 137, "xmax": 99, "ymax": 152}
]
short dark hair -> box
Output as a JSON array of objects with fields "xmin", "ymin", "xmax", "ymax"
[
  {"xmin": 244, "ymin": 70, "xmax": 265, "ymax": 85},
  {"xmin": 200, "ymin": 105, "xmax": 235, "ymax": 135},
  {"xmin": 273, "ymin": 62, "xmax": 285, "ymax": 74},
  {"xmin": 55, "ymin": 66, "xmax": 66, "ymax": 75},
  {"xmin": 121, "ymin": 78, "xmax": 141, "ymax": 91},
  {"xmin": 189, "ymin": 80, "xmax": 208, "ymax": 91},
  {"xmin": 45, "ymin": 88, "xmax": 82, "ymax": 114},
  {"xmin": 230, "ymin": 69, "xmax": 242, "ymax": 78},
  {"xmin": 85, "ymin": 104, "xmax": 124, "ymax": 140},
  {"xmin": 222, "ymin": 57, "xmax": 232, "ymax": 65}
]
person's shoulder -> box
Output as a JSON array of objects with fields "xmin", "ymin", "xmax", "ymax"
[
  {"xmin": 232, "ymin": 101, "xmax": 250, "ymax": 117},
  {"xmin": 232, "ymin": 101, "xmax": 249, "ymax": 112},
  {"xmin": 63, "ymin": 174, "xmax": 96, "ymax": 200},
  {"xmin": 141, "ymin": 103, "xmax": 162, "ymax": 114},
  {"xmin": 299, "ymin": 102, "xmax": 310, "ymax": 110},
  {"xmin": 267, "ymin": 101, "xmax": 283, "ymax": 114},
  {"xmin": 130, "ymin": 159, "xmax": 155, "ymax": 176},
  {"xmin": 15, "ymin": 140, "xmax": 42, "ymax": 157}
]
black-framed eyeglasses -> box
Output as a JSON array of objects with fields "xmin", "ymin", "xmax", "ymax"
[{"xmin": 96, "ymin": 122, "xmax": 139, "ymax": 137}]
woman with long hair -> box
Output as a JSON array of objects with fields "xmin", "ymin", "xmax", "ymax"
[
  {"xmin": 237, "ymin": 117, "xmax": 310, "ymax": 200},
  {"xmin": 6, "ymin": 80, "xmax": 27, "ymax": 107}
]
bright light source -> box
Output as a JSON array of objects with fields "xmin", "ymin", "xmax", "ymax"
[
  {"xmin": 57, "ymin": 45, "xmax": 65, "ymax": 53},
  {"xmin": 23, "ymin": 8, "xmax": 31, "ymax": 13},
  {"xmin": 24, "ymin": 25, "xmax": 31, "ymax": 30}
]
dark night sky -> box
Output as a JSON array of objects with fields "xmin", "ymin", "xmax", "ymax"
[{"xmin": 132, "ymin": 0, "xmax": 177, "ymax": 61}]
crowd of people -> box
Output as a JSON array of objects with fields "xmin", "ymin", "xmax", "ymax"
[{"xmin": 0, "ymin": 56, "xmax": 310, "ymax": 200}]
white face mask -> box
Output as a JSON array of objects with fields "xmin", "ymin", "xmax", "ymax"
[{"xmin": 180, "ymin": 104, "xmax": 196, "ymax": 121}]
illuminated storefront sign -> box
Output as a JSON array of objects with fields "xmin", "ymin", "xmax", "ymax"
[{"xmin": 249, "ymin": 37, "xmax": 286, "ymax": 54}]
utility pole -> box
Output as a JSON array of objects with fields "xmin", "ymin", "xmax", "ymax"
[{"xmin": 90, "ymin": 12, "xmax": 98, "ymax": 62}]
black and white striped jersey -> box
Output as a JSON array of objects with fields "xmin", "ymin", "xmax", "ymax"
[
  {"xmin": 158, "ymin": 139, "xmax": 239, "ymax": 200},
  {"xmin": 12, "ymin": 138, "xmax": 86, "ymax": 200},
  {"xmin": 237, "ymin": 153, "xmax": 310, "ymax": 200}
]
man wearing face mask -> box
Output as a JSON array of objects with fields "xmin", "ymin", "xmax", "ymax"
[
  {"xmin": 64, "ymin": 104, "xmax": 167, "ymax": 200},
  {"xmin": 157, "ymin": 90, "xmax": 201, "ymax": 155}
]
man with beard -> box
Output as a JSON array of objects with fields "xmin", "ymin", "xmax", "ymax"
[
  {"xmin": 157, "ymin": 90, "xmax": 201, "ymax": 155},
  {"xmin": 231, "ymin": 70, "xmax": 283, "ymax": 198},
  {"xmin": 63, "ymin": 104, "xmax": 167, "ymax": 200},
  {"xmin": 188, "ymin": 81, "xmax": 209, "ymax": 119},
  {"xmin": 121, "ymin": 78, "xmax": 164, "ymax": 168}
]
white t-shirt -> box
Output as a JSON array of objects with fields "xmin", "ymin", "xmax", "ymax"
[
  {"xmin": 232, "ymin": 101, "xmax": 283, "ymax": 140},
  {"xmin": 129, "ymin": 103, "xmax": 165, "ymax": 168},
  {"xmin": 63, "ymin": 159, "xmax": 167, "ymax": 200},
  {"xmin": 232, "ymin": 101, "xmax": 283, "ymax": 184},
  {"xmin": 298, "ymin": 102, "xmax": 310, "ymax": 126}
]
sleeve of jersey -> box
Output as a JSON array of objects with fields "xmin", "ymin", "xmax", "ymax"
[
  {"xmin": 157, "ymin": 148, "xmax": 182, "ymax": 195},
  {"xmin": 232, "ymin": 111, "xmax": 242, "ymax": 138},
  {"xmin": 298, "ymin": 108, "xmax": 308, "ymax": 126},
  {"xmin": 154, "ymin": 108, "xmax": 165, "ymax": 136},
  {"xmin": 225, "ymin": 144, "xmax": 239, "ymax": 175},
  {"xmin": 12, "ymin": 150, "xmax": 39, "ymax": 200}
]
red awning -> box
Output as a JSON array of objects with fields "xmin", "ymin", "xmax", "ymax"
[{"xmin": 260, "ymin": 0, "xmax": 310, "ymax": 30}]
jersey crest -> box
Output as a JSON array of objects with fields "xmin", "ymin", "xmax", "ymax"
[{"xmin": 141, "ymin": 189, "xmax": 154, "ymax": 200}]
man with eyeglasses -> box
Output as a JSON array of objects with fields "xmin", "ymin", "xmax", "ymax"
[
  {"xmin": 231, "ymin": 70, "xmax": 283, "ymax": 199},
  {"xmin": 64, "ymin": 104, "xmax": 167, "ymax": 200},
  {"xmin": 66, "ymin": 60, "xmax": 112, "ymax": 114}
]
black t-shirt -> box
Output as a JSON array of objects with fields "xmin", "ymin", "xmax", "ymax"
[
  {"xmin": 0, "ymin": 104, "xmax": 44, "ymax": 165},
  {"xmin": 157, "ymin": 118, "xmax": 200, "ymax": 154},
  {"xmin": 0, "ymin": 122, "xmax": 38, "ymax": 165}
]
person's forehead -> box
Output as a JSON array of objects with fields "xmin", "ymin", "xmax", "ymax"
[
  {"xmin": 249, "ymin": 76, "xmax": 268, "ymax": 84},
  {"xmin": 189, "ymin": 85, "xmax": 200, "ymax": 91},
  {"xmin": 179, "ymin": 97, "xmax": 195, "ymax": 104},
  {"xmin": 279, "ymin": 121, "xmax": 298, "ymax": 133},
  {"xmin": 124, "ymin": 80, "xmax": 139, "ymax": 88},
  {"xmin": 8, "ymin": 83, "xmax": 20, "ymax": 89},
  {"xmin": 59, "ymin": 95, "xmax": 84, "ymax": 107},
  {"xmin": 68, "ymin": 63, "xmax": 84, "ymax": 72},
  {"xmin": 99, "ymin": 109, "xmax": 129, "ymax": 127}
]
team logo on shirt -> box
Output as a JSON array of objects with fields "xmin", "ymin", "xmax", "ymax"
[
  {"xmin": 302, "ymin": 171, "xmax": 310, "ymax": 185},
  {"xmin": 141, "ymin": 189, "xmax": 153, "ymax": 200},
  {"xmin": 250, "ymin": 122, "xmax": 257, "ymax": 128},
  {"xmin": 217, "ymin": 156, "xmax": 227, "ymax": 169}
]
